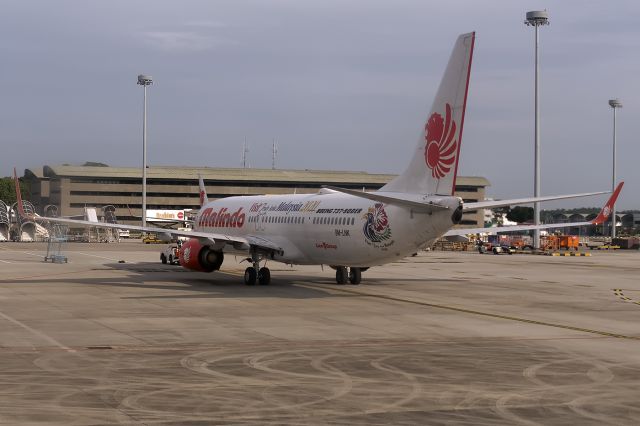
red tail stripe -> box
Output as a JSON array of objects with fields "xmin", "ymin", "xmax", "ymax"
[
  {"xmin": 450, "ymin": 32, "xmax": 475, "ymax": 195},
  {"xmin": 13, "ymin": 168, "xmax": 26, "ymax": 217}
]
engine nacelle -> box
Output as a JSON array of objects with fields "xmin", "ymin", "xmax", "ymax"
[
  {"xmin": 179, "ymin": 238, "xmax": 224, "ymax": 272},
  {"xmin": 451, "ymin": 205, "xmax": 463, "ymax": 224}
]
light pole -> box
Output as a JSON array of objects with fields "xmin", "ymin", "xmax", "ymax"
[
  {"xmin": 137, "ymin": 74, "xmax": 153, "ymax": 229},
  {"xmin": 608, "ymin": 98, "xmax": 622, "ymax": 239},
  {"xmin": 524, "ymin": 10, "xmax": 549, "ymax": 250}
]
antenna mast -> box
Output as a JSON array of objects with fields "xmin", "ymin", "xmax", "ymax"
[
  {"xmin": 272, "ymin": 138, "xmax": 278, "ymax": 170},
  {"xmin": 242, "ymin": 138, "xmax": 249, "ymax": 169}
]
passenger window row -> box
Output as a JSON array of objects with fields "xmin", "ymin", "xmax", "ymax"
[
  {"xmin": 246, "ymin": 215, "xmax": 355, "ymax": 226},
  {"xmin": 247, "ymin": 216, "xmax": 305, "ymax": 224},
  {"xmin": 312, "ymin": 217, "xmax": 355, "ymax": 226}
]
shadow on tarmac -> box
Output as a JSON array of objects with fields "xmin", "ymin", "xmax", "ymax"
[{"xmin": 0, "ymin": 259, "xmax": 469, "ymax": 300}]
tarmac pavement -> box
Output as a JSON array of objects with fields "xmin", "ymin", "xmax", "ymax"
[{"xmin": 0, "ymin": 242, "xmax": 639, "ymax": 425}]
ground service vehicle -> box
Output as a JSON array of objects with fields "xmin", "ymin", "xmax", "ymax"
[
  {"xmin": 143, "ymin": 234, "xmax": 164, "ymax": 244},
  {"xmin": 161, "ymin": 244, "xmax": 181, "ymax": 265}
]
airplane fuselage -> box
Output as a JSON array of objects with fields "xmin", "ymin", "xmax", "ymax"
[{"xmin": 193, "ymin": 191, "xmax": 460, "ymax": 267}]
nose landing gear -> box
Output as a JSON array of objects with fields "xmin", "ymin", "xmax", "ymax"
[{"xmin": 335, "ymin": 266, "xmax": 361, "ymax": 285}]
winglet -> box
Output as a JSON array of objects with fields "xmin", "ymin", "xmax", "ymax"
[
  {"xmin": 13, "ymin": 168, "xmax": 26, "ymax": 217},
  {"xmin": 592, "ymin": 182, "xmax": 624, "ymax": 225},
  {"xmin": 198, "ymin": 174, "xmax": 209, "ymax": 207}
]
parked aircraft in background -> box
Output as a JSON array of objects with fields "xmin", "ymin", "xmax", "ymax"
[{"xmin": 16, "ymin": 32, "xmax": 622, "ymax": 285}]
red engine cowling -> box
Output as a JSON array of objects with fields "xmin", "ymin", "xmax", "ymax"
[{"xmin": 179, "ymin": 238, "xmax": 224, "ymax": 272}]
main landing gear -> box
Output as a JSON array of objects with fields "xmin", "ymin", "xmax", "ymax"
[
  {"xmin": 244, "ymin": 251, "xmax": 271, "ymax": 286},
  {"xmin": 335, "ymin": 266, "xmax": 362, "ymax": 285}
]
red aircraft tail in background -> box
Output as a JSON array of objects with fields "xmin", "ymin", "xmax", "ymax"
[
  {"xmin": 592, "ymin": 182, "xmax": 624, "ymax": 225},
  {"xmin": 13, "ymin": 168, "xmax": 26, "ymax": 217}
]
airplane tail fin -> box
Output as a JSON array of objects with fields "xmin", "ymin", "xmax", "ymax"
[
  {"xmin": 381, "ymin": 32, "xmax": 475, "ymax": 196},
  {"xmin": 13, "ymin": 168, "xmax": 26, "ymax": 217},
  {"xmin": 198, "ymin": 175, "xmax": 209, "ymax": 207},
  {"xmin": 592, "ymin": 182, "xmax": 624, "ymax": 225}
]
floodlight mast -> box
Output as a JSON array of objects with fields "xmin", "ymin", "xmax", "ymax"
[
  {"xmin": 137, "ymin": 74, "xmax": 153, "ymax": 229},
  {"xmin": 608, "ymin": 98, "xmax": 622, "ymax": 239},
  {"xmin": 524, "ymin": 10, "xmax": 549, "ymax": 250}
]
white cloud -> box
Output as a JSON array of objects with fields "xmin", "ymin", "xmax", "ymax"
[
  {"xmin": 141, "ymin": 30, "xmax": 236, "ymax": 52},
  {"xmin": 183, "ymin": 20, "xmax": 227, "ymax": 29}
]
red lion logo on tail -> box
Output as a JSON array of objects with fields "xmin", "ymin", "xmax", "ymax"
[{"xmin": 424, "ymin": 103, "xmax": 457, "ymax": 179}]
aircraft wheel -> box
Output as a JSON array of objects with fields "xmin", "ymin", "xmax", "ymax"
[
  {"xmin": 244, "ymin": 267, "xmax": 257, "ymax": 285},
  {"xmin": 349, "ymin": 267, "xmax": 361, "ymax": 285},
  {"xmin": 169, "ymin": 255, "xmax": 174, "ymax": 264},
  {"xmin": 335, "ymin": 267, "xmax": 348, "ymax": 284},
  {"xmin": 258, "ymin": 267, "xmax": 271, "ymax": 285},
  {"xmin": 160, "ymin": 254, "xmax": 167, "ymax": 264}
]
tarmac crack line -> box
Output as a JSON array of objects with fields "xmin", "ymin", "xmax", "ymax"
[{"xmin": 296, "ymin": 284, "xmax": 640, "ymax": 341}]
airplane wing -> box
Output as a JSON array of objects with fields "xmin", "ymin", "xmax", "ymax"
[
  {"xmin": 463, "ymin": 190, "xmax": 611, "ymax": 211},
  {"xmin": 444, "ymin": 221, "xmax": 593, "ymax": 237},
  {"xmin": 445, "ymin": 182, "xmax": 623, "ymax": 237},
  {"xmin": 30, "ymin": 214, "xmax": 241, "ymax": 243},
  {"xmin": 12, "ymin": 169, "xmax": 258, "ymax": 250}
]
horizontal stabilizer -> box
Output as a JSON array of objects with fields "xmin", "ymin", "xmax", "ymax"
[{"xmin": 322, "ymin": 186, "xmax": 450, "ymax": 213}]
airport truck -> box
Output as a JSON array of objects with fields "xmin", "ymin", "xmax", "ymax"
[{"xmin": 160, "ymin": 243, "xmax": 181, "ymax": 265}]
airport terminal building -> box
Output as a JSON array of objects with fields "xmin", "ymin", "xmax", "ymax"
[{"xmin": 24, "ymin": 165, "xmax": 490, "ymax": 228}]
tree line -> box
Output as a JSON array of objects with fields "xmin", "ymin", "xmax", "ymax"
[{"xmin": 0, "ymin": 177, "xmax": 30, "ymax": 205}]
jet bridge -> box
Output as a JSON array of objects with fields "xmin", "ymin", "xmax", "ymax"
[
  {"xmin": 81, "ymin": 206, "xmax": 120, "ymax": 242},
  {"xmin": 0, "ymin": 201, "xmax": 9, "ymax": 241},
  {"xmin": 11, "ymin": 200, "xmax": 47, "ymax": 242},
  {"xmin": 102, "ymin": 205, "xmax": 120, "ymax": 242}
]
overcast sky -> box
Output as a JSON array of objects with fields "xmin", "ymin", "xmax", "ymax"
[{"xmin": 1, "ymin": 1, "xmax": 638, "ymax": 209}]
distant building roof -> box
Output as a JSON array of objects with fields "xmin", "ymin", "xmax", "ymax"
[
  {"xmin": 27, "ymin": 165, "xmax": 490, "ymax": 187},
  {"xmin": 24, "ymin": 167, "xmax": 45, "ymax": 179}
]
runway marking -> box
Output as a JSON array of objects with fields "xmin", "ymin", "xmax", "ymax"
[
  {"xmin": 72, "ymin": 252, "xmax": 121, "ymax": 261},
  {"xmin": 0, "ymin": 247, "xmax": 43, "ymax": 258},
  {"xmin": 3, "ymin": 270, "xmax": 92, "ymax": 281},
  {"xmin": 613, "ymin": 289, "xmax": 640, "ymax": 306},
  {"xmin": 297, "ymin": 284, "xmax": 640, "ymax": 341},
  {"xmin": 0, "ymin": 259, "xmax": 15, "ymax": 264},
  {"xmin": 0, "ymin": 247, "xmax": 119, "ymax": 262},
  {"xmin": 0, "ymin": 310, "xmax": 75, "ymax": 352}
]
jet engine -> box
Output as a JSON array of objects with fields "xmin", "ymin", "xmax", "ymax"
[
  {"xmin": 179, "ymin": 238, "xmax": 224, "ymax": 272},
  {"xmin": 451, "ymin": 205, "xmax": 463, "ymax": 224}
]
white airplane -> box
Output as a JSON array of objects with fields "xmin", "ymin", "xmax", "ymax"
[{"xmin": 16, "ymin": 32, "xmax": 623, "ymax": 285}]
